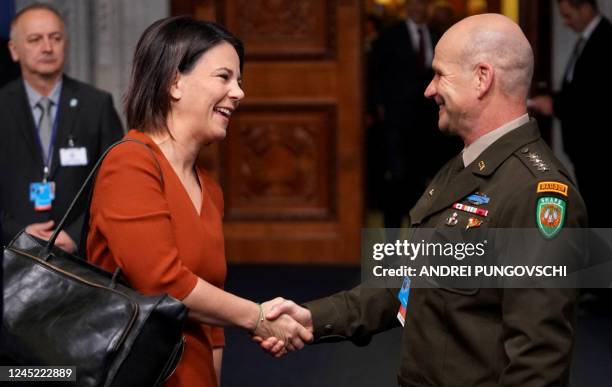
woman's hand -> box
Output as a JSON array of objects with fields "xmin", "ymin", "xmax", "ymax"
[{"xmin": 251, "ymin": 298, "xmax": 314, "ymax": 357}]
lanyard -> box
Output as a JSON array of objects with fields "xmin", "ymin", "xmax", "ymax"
[{"xmin": 35, "ymin": 110, "xmax": 60, "ymax": 183}]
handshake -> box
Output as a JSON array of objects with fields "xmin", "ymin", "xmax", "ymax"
[{"xmin": 250, "ymin": 298, "xmax": 314, "ymax": 357}]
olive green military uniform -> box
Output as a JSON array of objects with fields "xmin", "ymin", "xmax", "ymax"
[{"xmin": 304, "ymin": 120, "xmax": 587, "ymax": 387}]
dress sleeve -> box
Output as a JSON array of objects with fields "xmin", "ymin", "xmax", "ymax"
[
  {"xmin": 210, "ymin": 326, "xmax": 225, "ymax": 348},
  {"xmin": 90, "ymin": 142, "xmax": 198, "ymax": 300}
]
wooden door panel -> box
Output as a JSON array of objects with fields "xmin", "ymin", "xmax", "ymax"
[{"xmin": 173, "ymin": 0, "xmax": 362, "ymax": 264}]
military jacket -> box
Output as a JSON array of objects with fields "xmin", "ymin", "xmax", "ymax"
[{"xmin": 305, "ymin": 120, "xmax": 587, "ymax": 387}]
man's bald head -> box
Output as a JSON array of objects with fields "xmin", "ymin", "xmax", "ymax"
[{"xmin": 441, "ymin": 13, "xmax": 534, "ymax": 100}]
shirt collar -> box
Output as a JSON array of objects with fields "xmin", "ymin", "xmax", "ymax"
[
  {"xmin": 23, "ymin": 78, "xmax": 63, "ymax": 109},
  {"xmin": 581, "ymin": 15, "xmax": 601, "ymax": 40},
  {"xmin": 462, "ymin": 113, "xmax": 530, "ymax": 167}
]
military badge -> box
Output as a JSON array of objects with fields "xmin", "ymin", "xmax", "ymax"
[
  {"xmin": 467, "ymin": 193, "xmax": 490, "ymax": 205},
  {"xmin": 452, "ymin": 202, "xmax": 489, "ymax": 217},
  {"xmin": 446, "ymin": 212, "xmax": 459, "ymax": 226},
  {"xmin": 537, "ymin": 181, "xmax": 568, "ymax": 197},
  {"xmin": 536, "ymin": 197, "xmax": 566, "ymax": 239},
  {"xmin": 465, "ymin": 217, "xmax": 483, "ymax": 229}
]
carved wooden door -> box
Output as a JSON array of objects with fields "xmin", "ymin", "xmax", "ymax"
[{"xmin": 172, "ymin": 0, "xmax": 363, "ymax": 264}]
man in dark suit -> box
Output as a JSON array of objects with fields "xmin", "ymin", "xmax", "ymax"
[
  {"xmin": 0, "ymin": 37, "xmax": 20, "ymax": 87},
  {"xmin": 371, "ymin": 0, "xmax": 458, "ymax": 229},
  {"xmin": 531, "ymin": 0, "xmax": 612, "ymax": 228},
  {"xmin": 0, "ymin": 4, "xmax": 123, "ymax": 251},
  {"xmin": 261, "ymin": 14, "xmax": 588, "ymax": 386}
]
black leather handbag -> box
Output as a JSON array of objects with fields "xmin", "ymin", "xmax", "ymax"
[{"xmin": 2, "ymin": 140, "xmax": 188, "ymax": 386}]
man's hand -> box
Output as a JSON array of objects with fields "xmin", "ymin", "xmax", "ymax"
[
  {"xmin": 251, "ymin": 298, "xmax": 313, "ymax": 357},
  {"xmin": 528, "ymin": 95, "xmax": 553, "ymax": 116},
  {"xmin": 253, "ymin": 297, "xmax": 314, "ymax": 357},
  {"xmin": 25, "ymin": 220, "xmax": 77, "ymax": 253}
]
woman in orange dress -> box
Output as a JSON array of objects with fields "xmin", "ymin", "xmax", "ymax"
[{"xmin": 87, "ymin": 17, "xmax": 312, "ymax": 387}]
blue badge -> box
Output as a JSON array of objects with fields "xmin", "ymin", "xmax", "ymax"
[
  {"xmin": 30, "ymin": 181, "xmax": 55, "ymax": 212},
  {"xmin": 397, "ymin": 276, "xmax": 411, "ymax": 308},
  {"xmin": 467, "ymin": 193, "xmax": 490, "ymax": 206}
]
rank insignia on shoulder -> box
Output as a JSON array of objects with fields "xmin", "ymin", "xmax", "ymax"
[
  {"xmin": 537, "ymin": 181, "xmax": 568, "ymax": 197},
  {"xmin": 527, "ymin": 153, "xmax": 550, "ymax": 172},
  {"xmin": 537, "ymin": 197, "xmax": 566, "ymax": 239}
]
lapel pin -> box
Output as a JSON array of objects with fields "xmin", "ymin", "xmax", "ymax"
[
  {"xmin": 428, "ymin": 188, "xmax": 435, "ymax": 197},
  {"xmin": 70, "ymin": 98, "xmax": 78, "ymax": 107},
  {"xmin": 478, "ymin": 160, "xmax": 486, "ymax": 171}
]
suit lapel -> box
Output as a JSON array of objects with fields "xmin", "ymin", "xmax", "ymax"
[
  {"xmin": 50, "ymin": 76, "xmax": 80, "ymax": 177},
  {"xmin": 7, "ymin": 81, "xmax": 44, "ymax": 168}
]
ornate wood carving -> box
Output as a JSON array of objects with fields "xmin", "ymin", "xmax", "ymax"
[
  {"xmin": 222, "ymin": 106, "xmax": 335, "ymax": 220},
  {"xmin": 219, "ymin": 0, "xmax": 336, "ymax": 59}
]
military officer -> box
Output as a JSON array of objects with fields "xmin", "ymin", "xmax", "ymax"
[{"xmin": 259, "ymin": 14, "xmax": 587, "ymax": 386}]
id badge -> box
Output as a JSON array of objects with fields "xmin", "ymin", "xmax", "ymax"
[
  {"xmin": 59, "ymin": 147, "xmax": 88, "ymax": 166},
  {"xmin": 30, "ymin": 181, "xmax": 55, "ymax": 211},
  {"xmin": 397, "ymin": 276, "xmax": 411, "ymax": 327}
]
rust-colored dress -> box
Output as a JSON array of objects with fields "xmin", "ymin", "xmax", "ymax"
[{"xmin": 87, "ymin": 130, "xmax": 226, "ymax": 387}]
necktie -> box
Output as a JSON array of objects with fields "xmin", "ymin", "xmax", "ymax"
[
  {"xmin": 564, "ymin": 37, "xmax": 585, "ymax": 83},
  {"xmin": 36, "ymin": 97, "xmax": 54, "ymax": 161},
  {"xmin": 416, "ymin": 26, "xmax": 426, "ymax": 70}
]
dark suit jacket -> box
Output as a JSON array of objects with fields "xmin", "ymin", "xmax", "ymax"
[
  {"xmin": 306, "ymin": 120, "xmax": 587, "ymax": 386},
  {"xmin": 0, "ymin": 75, "xmax": 124, "ymax": 246},
  {"xmin": 371, "ymin": 21, "xmax": 435, "ymax": 111},
  {"xmin": 0, "ymin": 38, "xmax": 20, "ymax": 88},
  {"xmin": 554, "ymin": 17, "xmax": 612, "ymax": 226},
  {"xmin": 370, "ymin": 21, "xmax": 457, "ymax": 182}
]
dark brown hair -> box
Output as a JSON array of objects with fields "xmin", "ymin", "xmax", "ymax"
[
  {"xmin": 557, "ymin": 0, "xmax": 599, "ymax": 11},
  {"xmin": 124, "ymin": 16, "xmax": 244, "ymax": 134}
]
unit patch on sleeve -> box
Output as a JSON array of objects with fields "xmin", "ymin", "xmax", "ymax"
[{"xmin": 536, "ymin": 196, "xmax": 567, "ymax": 239}]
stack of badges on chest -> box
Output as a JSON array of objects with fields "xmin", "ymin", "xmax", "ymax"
[
  {"xmin": 446, "ymin": 193, "xmax": 490, "ymax": 229},
  {"xmin": 536, "ymin": 181, "xmax": 568, "ymax": 239}
]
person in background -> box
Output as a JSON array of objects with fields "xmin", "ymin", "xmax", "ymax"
[
  {"xmin": 428, "ymin": 0, "xmax": 456, "ymax": 37},
  {"xmin": 0, "ymin": 37, "xmax": 20, "ymax": 87},
  {"xmin": 371, "ymin": 0, "xmax": 458, "ymax": 229},
  {"xmin": 86, "ymin": 16, "xmax": 312, "ymax": 387},
  {"xmin": 530, "ymin": 0, "xmax": 612, "ymax": 228},
  {"xmin": 0, "ymin": 3, "xmax": 123, "ymax": 251}
]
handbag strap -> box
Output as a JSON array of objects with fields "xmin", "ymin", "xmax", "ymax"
[{"xmin": 41, "ymin": 138, "xmax": 164, "ymax": 258}]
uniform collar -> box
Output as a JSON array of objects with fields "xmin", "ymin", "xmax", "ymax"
[
  {"xmin": 467, "ymin": 118, "xmax": 541, "ymax": 177},
  {"xmin": 462, "ymin": 113, "xmax": 529, "ymax": 167}
]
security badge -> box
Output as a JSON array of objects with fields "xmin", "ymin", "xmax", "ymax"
[
  {"xmin": 536, "ymin": 181, "xmax": 568, "ymax": 239},
  {"xmin": 396, "ymin": 276, "xmax": 411, "ymax": 327},
  {"xmin": 30, "ymin": 181, "xmax": 55, "ymax": 212},
  {"xmin": 59, "ymin": 136, "xmax": 88, "ymax": 167}
]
